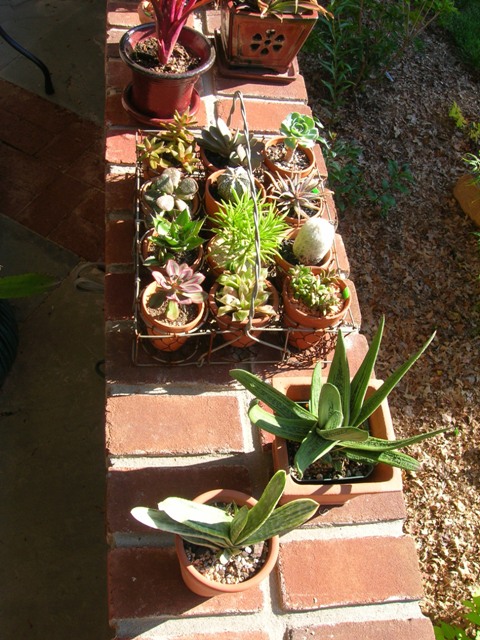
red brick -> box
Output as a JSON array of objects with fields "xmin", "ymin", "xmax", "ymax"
[
  {"xmin": 0, "ymin": 107, "xmax": 55, "ymax": 155},
  {"xmin": 106, "ymin": 131, "xmax": 137, "ymax": 165},
  {"xmin": 311, "ymin": 491, "xmax": 406, "ymax": 526},
  {"xmin": 215, "ymin": 99, "xmax": 313, "ymax": 134},
  {"xmin": 313, "ymin": 144, "xmax": 328, "ymax": 177},
  {"xmin": 106, "ymin": 393, "xmax": 245, "ymax": 455},
  {"xmin": 277, "ymin": 536, "xmax": 424, "ymax": 611},
  {"xmin": 107, "ymin": 465, "xmax": 252, "ymax": 534},
  {"xmin": 38, "ymin": 120, "xmax": 102, "ymax": 170},
  {"xmin": 67, "ymin": 148, "xmax": 106, "ymax": 191},
  {"xmin": 105, "ymin": 272, "xmax": 135, "ymax": 320},
  {"xmin": 49, "ymin": 198, "xmax": 106, "ymax": 262},
  {"xmin": 214, "ymin": 70, "xmax": 308, "ymax": 103},
  {"xmin": 105, "ymin": 93, "xmax": 140, "ymax": 129},
  {"xmin": 106, "ymin": 219, "xmax": 135, "ymax": 265},
  {"xmin": 107, "ymin": 8, "xmax": 140, "ymax": 28},
  {"xmin": 106, "ymin": 58, "xmax": 132, "ymax": 91},
  {"xmin": 173, "ymin": 634, "xmax": 270, "ymax": 640},
  {"xmin": 288, "ymin": 618, "xmax": 435, "ymax": 640},
  {"xmin": 108, "ymin": 547, "xmax": 264, "ymax": 618},
  {"xmin": 202, "ymin": 8, "xmax": 221, "ymax": 35},
  {"xmin": 106, "ymin": 171, "xmax": 136, "ymax": 215}
]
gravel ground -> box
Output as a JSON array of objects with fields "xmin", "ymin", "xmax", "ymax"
[{"xmin": 300, "ymin": 26, "xmax": 480, "ymax": 627}]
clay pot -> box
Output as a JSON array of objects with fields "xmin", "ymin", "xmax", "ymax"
[
  {"xmin": 139, "ymin": 281, "xmax": 206, "ymax": 352},
  {"xmin": 274, "ymin": 227, "xmax": 334, "ymax": 288},
  {"xmin": 139, "ymin": 229, "xmax": 204, "ymax": 273},
  {"xmin": 263, "ymin": 137, "xmax": 315, "ymax": 179},
  {"xmin": 281, "ymin": 276, "xmax": 351, "ymax": 351},
  {"xmin": 119, "ymin": 24, "xmax": 215, "ymax": 122},
  {"xmin": 174, "ymin": 488, "xmax": 280, "ymax": 597},
  {"xmin": 208, "ymin": 281, "xmax": 279, "ymax": 348},
  {"xmin": 139, "ymin": 177, "xmax": 201, "ymax": 223},
  {"xmin": 204, "ymin": 170, "xmax": 267, "ymax": 220},
  {"xmin": 453, "ymin": 174, "xmax": 480, "ymax": 227}
]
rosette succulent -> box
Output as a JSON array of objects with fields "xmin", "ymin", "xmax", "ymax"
[
  {"xmin": 147, "ymin": 260, "xmax": 206, "ymax": 321},
  {"xmin": 280, "ymin": 112, "xmax": 322, "ymax": 158}
]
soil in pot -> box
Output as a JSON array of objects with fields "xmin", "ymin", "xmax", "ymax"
[
  {"xmin": 184, "ymin": 541, "xmax": 268, "ymax": 585},
  {"xmin": 144, "ymin": 297, "xmax": 200, "ymax": 327},
  {"xmin": 265, "ymin": 141, "xmax": 313, "ymax": 174},
  {"xmin": 132, "ymin": 37, "xmax": 201, "ymax": 74}
]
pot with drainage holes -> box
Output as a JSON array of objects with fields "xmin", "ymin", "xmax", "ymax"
[{"xmin": 218, "ymin": 0, "xmax": 318, "ymax": 76}]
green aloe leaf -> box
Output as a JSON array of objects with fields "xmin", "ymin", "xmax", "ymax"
[
  {"xmin": 345, "ymin": 448, "xmax": 420, "ymax": 472},
  {"xmin": 294, "ymin": 429, "xmax": 338, "ymax": 478},
  {"xmin": 317, "ymin": 426, "xmax": 369, "ymax": 442},
  {"xmin": 338, "ymin": 427, "xmax": 448, "ymax": 452},
  {"xmin": 159, "ymin": 498, "xmax": 233, "ymax": 544},
  {"xmin": 241, "ymin": 499, "xmax": 318, "ymax": 545},
  {"xmin": 352, "ymin": 330, "xmax": 436, "ymax": 428},
  {"xmin": 327, "ymin": 331, "xmax": 350, "ymax": 425},
  {"xmin": 0, "ymin": 273, "xmax": 57, "ymax": 299},
  {"xmin": 235, "ymin": 470, "xmax": 285, "ymax": 544},
  {"xmin": 317, "ymin": 383, "xmax": 343, "ymax": 429},
  {"xmin": 229, "ymin": 505, "xmax": 249, "ymax": 544},
  {"xmin": 231, "ymin": 369, "xmax": 315, "ymax": 420},
  {"xmin": 248, "ymin": 401, "xmax": 314, "ymax": 442},
  {"xmin": 309, "ymin": 362, "xmax": 323, "ymax": 417}
]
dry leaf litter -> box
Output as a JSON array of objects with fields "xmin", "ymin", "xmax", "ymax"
[{"xmin": 300, "ymin": 27, "xmax": 480, "ymax": 627}]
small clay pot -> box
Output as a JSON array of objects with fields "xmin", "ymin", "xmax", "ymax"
[{"xmin": 263, "ymin": 137, "xmax": 315, "ymax": 179}]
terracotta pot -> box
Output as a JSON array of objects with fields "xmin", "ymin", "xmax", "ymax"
[
  {"xmin": 139, "ymin": 281, "xmax": 206, "ymax": 352},
  {"xmin": 139, "ymin": 177, "xmax": 201, "ymax": 222},
  {"xmin": 270, "ymin": 377, "xmax": 403, "ymax": 505},
  {"xmin": 204, "ymin": 170, "xmax": 267, "ymax": 220},
  {"xmin": 453, "ymin": 174, "xmax": 480, "ymax": 227},
  {"xmin": 208, "ymin": 281, "xmax": 279, "ymax": 348},
  {"xmin": 281, "ymin": 276, "xmax": 351, "ymax": 350},
  {"xmin": 263, "ymin": 137, "xmax": 315, "ymax": 179},
  {"xmin": 119, "ymin": 24, "xmax": 215, "ymax": 122},
  {"xmin": 174, "ymin": 488, "xmax": 280, "ymax": 597},
  {"xmin": 140, "ymin": 229, "xmax": 204, "ymax": 273},
  {"xmin": 274, "ymin": 226, "xmax": 334, "ymax": 288},
  {"xmin": 219, "ymin": 0, "xmax": 317, "ymax": 74}
]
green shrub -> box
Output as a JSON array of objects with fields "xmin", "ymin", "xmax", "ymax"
[
  {"xmin": 442, "ymin": 0, "xmax": 480, "ymax": 71},
  {"xmin": 433, "ymin": 591, "xmax": 480, "ymax": 639}
]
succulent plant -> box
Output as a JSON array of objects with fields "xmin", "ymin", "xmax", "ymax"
[
  {"xmin": 216, "ymin": 166, "xmax": 251, "ymax": 202},
  {"xmin": 231, "ymin": 318, "xmax": 449, "ymax": 478},
  {"xmin": 197, "ymin": 118, "xmax": 264, "ymax": 170},
  {"xmin": 255, "ymin": 0, "xmax": 331, "ymax": 17},
  {"xmin": 292, "ymin": 217, "xmax": 335, "ymax": 265},
  {"xmin": 463, "ymin": 150, "xmax": 480, "ymax": 187},
  {"xmin": 215, "ymin": 268, "xmax": 277, "ymax": 323},
  {"xmin": 288, "ymin": 265, "xmax": 349, "ymax": 316},
  {"xmin": 279, "ymin": 112, "xmax": 322, "ymax": 162},
  {"xmin": 147, "ymin": 260, "xmax": 206, "ymax": 321},
  {"xmin": 143, "ymin": 168, "xmax": 198, "ymax": 214},
  {"xmin": 131, "ymin": 470, "xmax": 318, "ymax": 564},
  {"xmin": 267, "ymin": 172, "xmax": 325, "ymax": 222},
  {"xmin": 145, "ymin": 210, "xmax": 205, "ymax": 266}
]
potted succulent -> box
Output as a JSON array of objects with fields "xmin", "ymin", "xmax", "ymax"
[
  {"xmin": 264, "ymin": 112, "xmax": 320, "ymax": 178},
  {"xmin": 139, "ymin": 167, "xmax": 200, "ymax": 221},
  {"xmin": 282, "ymin": 265, "xmax": 352, "ymax": 350},
  {"xmin": 231, "ymin": 318, "xmax": 449, "ymax": 504},
  {"xmin": 266, "ymin": 170, "xmax": 326, "ymax": 227},
  {"xmin": 208, "ymin": 268, "xmax": 279, "ymax": 347},
  {"xmin": 139, "ymin": 260, "xmax": 207, "ymax": 352},
  {"xmin": 141, "ymin": 209, "xmax": 205, "ymax": 271},
  {"xmin": 218, "ymin": 0, "xmax": 331, "ymax": 76},
  {"xmin": 131, "ymin": 469, "xmax": 318, "ymax": 596},
  {"xmin": 136, "ymin": 112, "xmax": 200, "ymax": 177},
  {"xmin": 119, "ymin": 0, "xmax": 216, "ymax": 122},
  {"xmin": 206, "ymin": 191, "xmax": 288, "ymax": 276},
  {"xmin": 275, "ymin": 217, "xmax": 335, "ymax": 285},
  {"xmin": 204, "ymin": 166, "xmax": 266, "ymax": 218},
  {"xmin": 453, "ymin": 150, "xmax": 480, "ymax": 227}
]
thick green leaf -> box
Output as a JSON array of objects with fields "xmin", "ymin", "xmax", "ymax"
[
  {"xmin": 229, "ymin": 505, "xmax": 249, "ymax": 544},
  {"xmin": 352, "ymin": 330, "xmax": 436, "ymax": 428},
  {"xmin": 317, "ymin": 426, "xmax": 369, "ymax": 442},
  {"xmin": 0, "ymin": 273, "xmax": 57, "ymax": 299},
  {"xmin": 235, "ymin": 470, "xmax": 285, "ymax": 544},
  {"xmin": 231, "ymin": 369, "xmax": 315, "ymax": 420},
  {"xmin": 317, "ymin": 383, "xmax": 342, "ymax": 429},
  {"xmin": 159, "ymin": 497, "xmax": 233, "ymax": 544},
  {"xmin": 309, "ymin": 362, "xmax": 323, "ymax": 418},
  {"xmin": 338, "ymin": 427, "xmax": 448, "ymax": 452},
  {"xmin": 349, "ymin": 316, "xmax": 384, "ymax": 426},
  {"xmin": 327, "ymin": 331, "xmax": 350, "ymax": 425},
  {"xmin": 242, "ymin": 499, "xmax": 318, "ymax": 545},
  {"xmin": 345, "ymin": 448, "xmax": 420, "ymax": 472},
  {"xmin": 294, "ymin": 429, "xmax": 338, "ymax": 478},
  {"xmin": 248, "ymin": 401, "xmax": 314, "ymax": 442}
]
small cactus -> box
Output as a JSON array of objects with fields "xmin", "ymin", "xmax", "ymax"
[
  {"xmin": 216, "ymin": 167, "xmax": 251, "ymax": 202},
  {"xmin": 293, "ymin": 218, "xmax": 335, "ymax": 265}
]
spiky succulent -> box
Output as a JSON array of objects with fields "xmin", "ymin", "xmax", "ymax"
[
  {"xmin": 145, "ymin": 210, "xmax": 205, "ymax": 266},
  {"xmin": 231, "ymin": 318, "xmax": 448, "ymax": 478},
  {"xmin": 131, "ymin": 470, "xmax": 318, "ymax": 564},
  {"xmin": 142, "ymin": 168, "xmax": 198, "ymax": 214},
  {"xmin": 267, "ymin": 172, "xmax": 325, "ymax": 222},
  {"xmin": 197, "ymin": 118, "xmax": 264, "ymax": 169},
  {"xmin": 288, "ymin": 265, "xmax": 348, "ymax": 315},
  {"xmin": 215, "ymin": 268, "xmax": 277, "ymax": 323},
  {"xmin": 147, "ymin": 260, "xmax": 206, "ymax": 321}
]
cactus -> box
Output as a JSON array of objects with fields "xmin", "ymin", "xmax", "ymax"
[
  {"xmin": 292, "ymin": 217, "xmax": 335, "ymax": 265},
  {"xmin": 216, "ymin": 167, "xmax": 251, "ymax": 202},
  {"xmin": 131, "ymin": 470, "xmax": 318, "ymax": 564}
]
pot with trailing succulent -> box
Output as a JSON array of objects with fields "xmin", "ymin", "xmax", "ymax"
[
  {"xmin": 141, "ymin": 208, "xmax": 206, "ymax": 272},
  {"xmin": 453, "ymin": 150, "xmax": 480, "ymax": 227},
  {"xmin": 131, "ymin": 469, "xmax": 317, "ymax": 596},
  {"xmin": 139, "ymin": 167, "xmax": 201, "ymax": 222},
  {"xmin": 231, "ymin": 318, "xmax": 450, "ymax": 505},
  {"xmin": 264, "ymin": 112, "xmax": 320, "ymax": 178},
  {"xmin": 139, "ymin": 259, "xmax": 207, "ymax": 351},
  {"xmin": 119, "ymin": 0, "xmax": 215, "ymax": 122},
  {"xmin": 282, "ymin": 265, "xmax": 352, "ymax": 351},
  {"xmin": 218, "ymin": 0, "xmax": 331, "ymax": 78}
]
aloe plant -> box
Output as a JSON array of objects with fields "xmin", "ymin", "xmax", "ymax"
[
  {"xmin": 131, "ymin": 470, "xmax": 318, "ymax": 563},
  {"xmin": 231, "ymin": 318, "xmax": 448, "ymax": 478}
]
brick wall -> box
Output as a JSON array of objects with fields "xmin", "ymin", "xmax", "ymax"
[{"xmin": 104, "ymin": 3, "xmax": 435, "ymax": 638}]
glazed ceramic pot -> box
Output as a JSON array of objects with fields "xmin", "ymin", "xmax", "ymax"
[{"xmin": 174, "ymin": 488, "xmax": 280, "ymax": 597}]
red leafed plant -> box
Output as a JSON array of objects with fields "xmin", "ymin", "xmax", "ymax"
[
  {"xmin": 140, "ymin": 0, "xmax": 213, "ymax": 64},
  {"xmin": 148, "ymin": 260, "xmax": 206, "ymax": 321}
]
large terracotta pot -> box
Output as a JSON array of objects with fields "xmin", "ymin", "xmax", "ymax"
[
  {"xmin": 263, "ymin": 137, "xmax": 315, "ymax": 179},
  {"xmin": 174, "ymin": 488, "xmax": 280, "ymax": 597},
  {"xmin": 139, "ymin": 281, "xmax": 206, "ymax": 352},
  {"xmin": 270, "ymin": 377, "xmax": 403, "ymax": 505},
  {"xmin": 219, "ymin": 0, "xmax": 317, "ymax": 74},
  {"xmin": 281, "ymin": 275, "xmax": 351, "ymax": 350},
  {"xmin": 208, "ymin": 280, "xmax": 279, "ymax": 348},
  {"xmin": 119, "ymin": 24, "xmax": 215, "ymax": 122}
]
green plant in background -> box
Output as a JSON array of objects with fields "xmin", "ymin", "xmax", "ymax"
[
  {"xmin": 449, "ymin": 102, "xmax": 480, "ymax": 145},
  {"xmin": 463, "ymin": 152, "xmax": 480, "ymax": 187},
  {"xmin": 366, "ymin": 159, "xmax": 414, "ymax": 218},
  {"xmin": 318, "ymin": 130, "xmax": 364, "ymax": 212},
  {"xmin": 441, "ymin": 0, "xmax": 480, "ymax": 72},
  {"xmin": 131, "ymin": 470, "xmax": 318, "ymax": 564},
  {"xmin": 0, "ymin": 273, "xmax": 56, "ymax": 298},
  {"xmin": 433, "ymin": 589, "xmax": 480, "ymax": 639},
  {"xmin": 231, "ymin": 317, "xmax": 448, "ymax": 478},
  {"xmin": 145, "ymin": 210, "xmax": 204, "ymax": 267},
  {"xmin": 215, "ymin": 268, "xmax": 276, "ymax": 322}
]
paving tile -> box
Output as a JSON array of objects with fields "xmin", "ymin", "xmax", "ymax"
[
  {"xmin": 106, "ymin": 131, "xmax": 137, "ymax": 165},
  {"xmin": 105, "ymin": 272, "xmax": 135, "ymax": 320},
  {"xmin": 38, "ymin": 120, "xmax": 102, "ymax": 171},
  {"xmin": 214, "ymin": 70, "xmax": 308, "ymax": 103},
  {"xmin": 0, "ymin": 106, "xmax": 56, "ymax": 155},
  {"xmin": 277, "ymin": 536, "xmax": 424, "ymax": 611},
  {"xmin": 108, "ymin": 548, "xmax": 264, "ymax": 619},
  {"xmin": 311, "ymin": 491, "xmax": 406, "ymax": 526},
  {"xmin": 105, "ymin": 393, "xmax": 244, "ymax": 456},
  {"xmin": 288, "ymin": 618, "xmax": 435, "ymax": 640},
  {"xmin": 66, "ymin": 148, "xmax": 106, "ymax": 190},
  {"xmin": 107, "ymin": 464, "xmax": 252, "ymax": 534}
]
